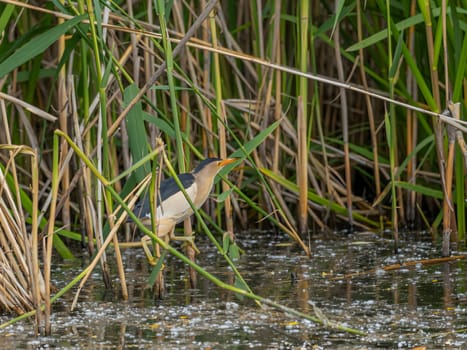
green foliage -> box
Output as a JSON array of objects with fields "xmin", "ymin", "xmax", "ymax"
[
  {"xmin": 124, "ymin": 84, "xmax": 150, "ymax": 182},
  {"xmin": 0, "ymin": 0, "xmax": 466, "ymax": 266},
  {"xmin": 148, "ymin": 250, "xmax": 167, "ymax": 286},
  {"xmin": 0, "ymin": 15, "xmax": 84, "ymax": 78}
]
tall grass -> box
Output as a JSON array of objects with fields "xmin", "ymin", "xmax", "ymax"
[
  {"xmin": 0, "ymin": 0, "xmax": 466, "ymax": 332},
  {"xmin": 0, "ymin": 142, "xmax": 44, "ymax": 334}
]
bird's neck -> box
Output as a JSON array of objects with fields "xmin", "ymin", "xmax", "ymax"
[{"xmin": 193, "ymin": 173, "xmax": 216, "ymax": 208}]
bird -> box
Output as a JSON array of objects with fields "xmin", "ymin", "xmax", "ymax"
[{"xmin": 131, "ymin": 157, "xmax": 238, "ymax": 263}]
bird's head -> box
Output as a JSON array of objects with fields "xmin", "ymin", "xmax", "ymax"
[{"xmin": 192, "ymin": 157, "xmax": 238, "ymax": 178}]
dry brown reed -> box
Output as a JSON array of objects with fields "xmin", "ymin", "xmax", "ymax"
[{"xmin": 0, "ymin": 142, "xmax": 44, "ymax": 333}]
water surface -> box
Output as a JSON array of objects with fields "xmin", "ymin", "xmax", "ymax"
[{"xmin": 1, "ymin": 232, "xmax": 466, "ymax": 349}]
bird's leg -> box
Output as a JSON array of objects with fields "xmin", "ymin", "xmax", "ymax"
[
  {"xmin": 169, "ymin": 228, "xmax": 200, "ymax": 254},
  {"xmin": 141, "ymin": 235, "xmax": 159, "ymax": 266}
]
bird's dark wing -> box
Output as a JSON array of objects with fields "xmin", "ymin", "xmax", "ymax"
[
  {"xmin": 130, "ymin": 173, "xmax": 195, "ymax": 220},
  {"xmin": 131, "ymin": 194, "xmax": 151, "ymax": 220},
  {"xmin": 158, "ymin": 173, "xmax": 195, "ymax": 203}
]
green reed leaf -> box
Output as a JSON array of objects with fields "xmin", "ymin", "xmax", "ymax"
[{"xmin": 0, "ymin": 15, "xmax": 84, "ymax": 78}]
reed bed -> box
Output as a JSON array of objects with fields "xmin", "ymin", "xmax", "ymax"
[
  {"xmin": 0, "ymin": 142, "xmax": 44, "ymax": 334},
  {"xmin": 0, "ymin": 0, "xmax": 465, "ymax": 335}
]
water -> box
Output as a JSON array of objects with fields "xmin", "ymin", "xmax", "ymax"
[{"xmin": 1, "ymin": 232, "xmax": 466, "ymax": 349}]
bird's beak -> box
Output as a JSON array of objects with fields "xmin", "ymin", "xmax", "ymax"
[{"xmin": 219, "ymin": 158, "xmax": 239, "ymax": 167}]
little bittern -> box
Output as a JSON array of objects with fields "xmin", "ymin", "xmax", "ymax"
[{"xmin": 131, "ymin": 157, "xmax": 237, "ymax": 263}]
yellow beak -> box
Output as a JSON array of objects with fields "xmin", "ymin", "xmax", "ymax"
[{"xmin": 219, "ymin": 158, "xmax": 239, "ymax": 167}]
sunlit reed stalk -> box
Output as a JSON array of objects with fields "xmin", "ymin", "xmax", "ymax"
[
  {"xmin": 419, "ymin": 0, "xmax": 454, "ymax": 254},
  {"xmin": 84, "ymin": 0, "xmax": 112, "ymax": 287},
  {"xmin": 405, "ymin": 0, "xmax": 417, "ymax": 226},
  {"xmin": 448, "ymin": 1, "xmax": 467, "ymax": 243},
  {"xmin": 452, "ymin": 102, "xmax": 465, "ymax": 242},
  {"xmin": 29, "ymin": 150, "xmax": 42, "ymax": 334},
  {"xmin": 57, "ymin": 4, "xmax": 70, "ymax": 231},
  {"xmin": 272, "ymin": 0, "xmax": 281, "ymax": 175},
  {"xmin": 44, "ymin": 135, "xmax": 60, "ymax": 335},
  {"xmin": 297, "ymin": 0, "xmax": 309, "ymax": 234},
  {"xmin": 209, "ymin": 7, "xmax": 234, "ymax": 241},
  {"xmin": 385, "ymin": 0, "xmax": 399, "ymax": 253}
]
